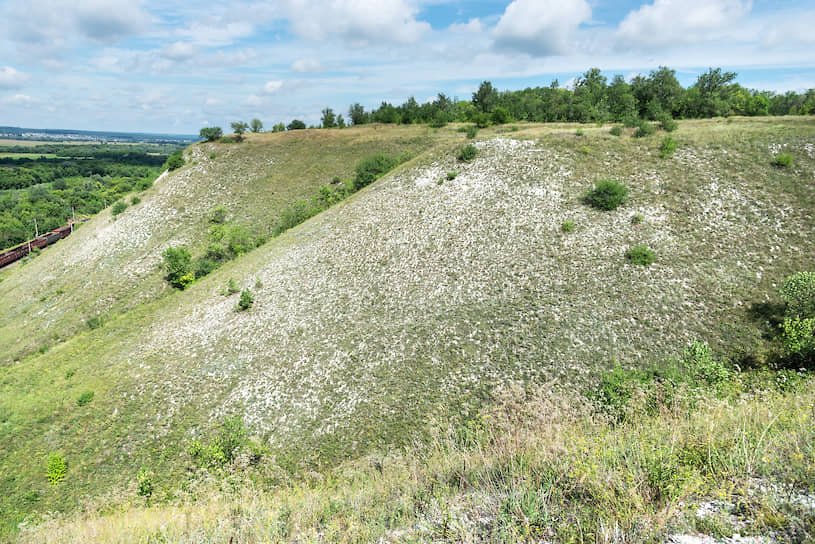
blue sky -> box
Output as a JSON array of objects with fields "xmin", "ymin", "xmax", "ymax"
[{"xmin": 0, "ymin": 0, "xmax": 813, "ymax": 134}]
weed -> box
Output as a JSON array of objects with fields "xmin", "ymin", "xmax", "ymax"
[
  {"xmin": 85, "ymin": 316, "xmax": 103, "ymax": 330},
  {"xmin": 137, "ymin": 467, "xmax": 154, "ymax": 500},
  {"xmin": 561, "ymin": 220, "xmax": 575, "ymax": 233},
  {"xmin": 130, "ymin": 196, "xmax": 141, "ymax": 206},
  {"xmin": 77, "ymin": 390, "xmax": 95, "ymax": 406},
  {"xmin": 576, "ymin": 128, "xmax": 584, "ymax": 137},
  {"xmin": 610, "ymin": 126, "xmax": 623, "ymax": 136},
  {"xmin": 111, "ymin": 201, "xmax": 127, "ymax": 216},
  {"xmin": 660, "ymin": 136, "xmax": 677, "ymax": 158},
  {"xmin": 446, "ymin": 171, "xmax": 458, "ymax": 180},
  {"xmin": 631, "ymin": 213, "xmax": 644, "ymax": 225},
  {"xmin": 580, "ymin": 145, "xmax": 590, "ymax": 155},
  {"xmin": 458, "ymin": 144, "xmax": 478, "ymax": 162},
  {"xmin": 224, "ymin": 278, "xmax": 239, "ymax": 295},
  {"xmin": 584, "ymin": 180, "xmax": 629, "ymax": 211},
  {"xmin": 626, "ymin": 244, "xmax": 656, "ymax": 266},
  {"xmin": 209, "ymin": 153, "xmax": 216, "ymax": 160},
  {"xmin": 47, "ymin": 454, "xmax": 67, "ymax": 485},
  {"xmin": 237, "ymin": 289, "xmax": 254, "ymax": 311},
  {"xmin": 65, "ymin": 369, "xmax": 75, "ymax": 379},
  {"xmin": 465, "ymin": 125, "xmax": 478, "ymax": 139},
  {"xmin": 773, "ymin": 153, "xmax": 793, "ymax": 167}
]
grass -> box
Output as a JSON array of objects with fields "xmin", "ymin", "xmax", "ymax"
[
  {"xmin": 16, "ymin": 370, "xmax": 815, "ymax": 543},
  {"xmin": 0, "ymin": 118, "xmax": 814, "ymax": 539}
]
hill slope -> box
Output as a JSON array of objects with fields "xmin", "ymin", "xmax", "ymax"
[{"xmin": 1, "ymin": 118, "xmax": 813, "ymax": 534}]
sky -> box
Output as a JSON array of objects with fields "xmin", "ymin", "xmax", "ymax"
[{"xmin": 0, "ymin": 0, "xmax": 813, "ymax": 135}]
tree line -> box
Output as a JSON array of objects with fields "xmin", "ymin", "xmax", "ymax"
[{"xmin": 209, "ymin": 66, "xmax": 814, "ymax": 139}]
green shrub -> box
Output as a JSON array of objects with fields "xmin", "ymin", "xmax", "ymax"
[
  {"xmin": 575, "ymin": 128, "xmax": 584, "ymax": 137},
  {"xmin": 561, "ymin": 220, "xmax": 575, "ymax": 233},
  {"xmin": 130, "ymin": 196, "xmax": 141, "ymax": 205},
  {"xmin": 193, "ymin": 257, "xmax": 219, "ymax": 279},
  {"xmin": 609, "ymin": 126, "xmax": 623, "ymax": 136},
  {"xmin": 659, "ymin": 136, "xmax": 677, "ymax": 158},
  {"xmin": 428, "ymin": 113, "xmax": 447, "ymax": 128},
  {"xmin": 164, "ymin": 149, "xmax": 185, "ymax": 171},
  {"xmin": 209, "ymin": 205, "xmax": 228, "ymax": 224},
  {"xmin": 162, "ymin": 247, "xmax": 194, "ymax": 289},
  {"xmin": 111, "ymin": 201, "xmax": 127, "ymax": 216},
  {"xmin": 225, "ymin": 278, "xmax": 239, "ymax": 295},
  {"xmin": 634, "ymin": 121, "xmax": 655, "ymax": 138},
  {"xmin": 188, "ymin": 417, "xmax": 249, "ymax": 470},
  {"xmin": 77, "ymin": 390, "xmax": 94, "ymax": 406},
  {"xmin": 473, "ymin": 113, "xmax": 491, "ymax": 128},
  {"xmin": 465, "ymin": 125, "xmax": 478, "ymax": 139},
  {"xmin": 491, "ymin": 106, "xmax": 511, "ymax": 125},
  {"xmin": 658, "ymin": 114, "xmax": 678, "ymax": 132},
  {"xmin": 220, "ymin": 136, "xmax": 235, "ymax": 144},
  {"xmin": 681, "ymin": 341, "xmax": 729, "ymax": 386},
  {"xmin": 47, "ymin": 454, "xmax": 67, "ymax": 485},
  {"xmin": 446, "ymin": 171, "xmax": 458, "ymax": 180},
  {"xmin": 583, "ymin": 180, "xmax": 629, "ymax": 211},
  {"xmin": 779, "ymin": 272, "xmax": 815, "ymax": 318},
  {"xmin": 354, "ymin": 153, "xmax": 400, "ymax": 189},
  {"xmin": 65, "ymin": 369, "xmax": 75, "ymax": 379},
  {"xmin": 458, "ymin": 144, "xmax": 478, "ymax": 162},
  {"xmin": 631, "ymin": 213, "xmax": 644, "ymax": 225},
  {"xmin": 625, "ymin": 244, "xmax": 656, "ymax": 266},
  {"xmin": 773, "ymin": 153, "xmax": 793, "ymax": 167},
  {"xmin": 237, "ymin": 289, "xmax": 254, "ymax": 311},
  {"xmin": 85, "ymin": 316, "xmax": 103, "ymax": 330},
  {"xmin": 135, "ymin": 178, "xmax": 153, "ymax": 191},
  {"xmin": 209, "ymin": 153, "xmax": 216, "ymax": 160},
  {"xmin": 136, "ymin": 467, "xmax": 154, "ymax": 499}
]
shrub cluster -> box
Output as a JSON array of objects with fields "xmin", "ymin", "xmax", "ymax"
[
  {"xmin": 354, "ymin": 154, "xmax": 400, "ymax": 190},
  {"xmin": 773, "ymin": 153, "xmax": 793, "ymax": 167},
  {"xmin": 583, "ymin": 180, "xmax": 629, "ymax": 211},
  {"xmin": 111, "ymin": 201, "xmax": 127, "ymax": 216},
  {"xmin": 659, "ymin": 136, "xmax": 677, "ymax": 158},
  {"xmin": 634, "ymin": 121, "xmax": 655, "ymax": 138},
  {"xmin": 625, "ymin": 244, "xmax": 656, "ymax": 266},
  {"xmin": 609, "ymin": 126, "xmax": 623, "ymax": 136},
  {"xmin": 237, "ymin": 289, "xmax": 254, "ymax": 311},
  {"xmin": 162, "ymin": 247, "xmax": 194, "ymax": 290},
  {"xmin": 779, "ymin": 272, "xmax": 815, "ymax": 361},
  {"xmin": 76, "ymin": 390, "xmax": 95, "ymax": 406},
  {"xmin": 164, "ymin": 149, "xmax": 185, "ymax": 170},
  {"xmin": 458, "ymin": 144, "xmax": 478, "ymax": 162}
]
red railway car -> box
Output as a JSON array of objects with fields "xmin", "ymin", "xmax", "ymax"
[{"xmin": 0, "ymin": 224, "xmax": 74, "ymax": 269}]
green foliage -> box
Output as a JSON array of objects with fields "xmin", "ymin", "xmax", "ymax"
[
  {"xmin": 634, "ymin": 120, "xmax": 655, "ymax": 137},
  {"xmin": 46, "ymin": 454, "xmax": 67, "ymax": 485},
  {"xmin": 237, "ymin": 289, "xmax": 254, "ymax": 311},
  {"xmin": 561, "ymin": 220, "xmax": 575, "ymax": 233},
  {"xmin": 162, "ymin": 247, "xmax": 194, "ymax": 289},
  {"xmin": 773, "ymin": 153, "xmax": 793, "ymax": 167},
  {"xmin": 659, "ymin": 136, "xmax": 677, "ymax": 158},
  {"xmin": 164, "ymin": 149, "xmax": 185, "ymax": 171},
  {"xmin": 225, "ymin": 278, "xmax": 239, "ymax": 295},
  {"xmin": 110, "ymin": 201, "xmax": 127, "ymax": 216},
  {"xmin": 287, "ymin": 120, "xmax": 306, "ymax": 131},
  {"xmin": 457, "ymin": 144, "xmax": 478, "ymax": 162},
  {"xmin": 472, "ymin": 81, "xmax": 498, "ymax": 113},
  {"xmin": 321, "ymin": 108, "xmax": 337, "ymax": 129},
  {"xmin": 625, "ymin": 244, "xmax": 656, "ymax": 266},
  {"xmin": 231, "ymin": 121, "xmax": 249, "ymax": 141},
  {"xmin": 188, "ymin": 417, "xmax": 249, "ymax": 470},
  {"xmin": 199, "ymin": 127, "xmax": 222, "ymax": 142},
  {"xmin": 491, "ymin": 106, "xmax": 511, "ymax": 125},
  {"xmin": 658, "ymin": 114, "xmax": 678, "ymax": 132},
  {"xmin": 76, "ymin": 390, "xmax": 95, "ymax": 406},
  {"xmin": 575, "ymin": 128, "xmax": 584, "ymax": 137},
  {"xmin": 780, "ymin": 272, "xmax": 815, "ymax": 319},
  {"xmin": 780, "ymin": 317, "xmax": 815, "ymax": 357},
  {"xmin": 220, "ymin": 136, "xmax": 235, "ymax": 144},
  {"xmin": 354, "ymin": 153, "xmax": 400, "ymax": 190},
  {"xmin": 609, "ymin": 125, "xmax": 623, "ymax": 136},
  {"xmin": 465, "ymin": 125, "xmax": 478, "ymax": 139},
  {"xmin": 631, "ymin": 213, "xmax": 644, "ymax": 225},
  {"xmin": 583, "ymin": 179, "xmax": 629, "ymax": 211},
  {"xmin": 130, "ymin": 195, "xmax": 141, "ymax": 205},
  {"xmin": 85, "ymin": 316, "xmax": 103, "ymax": 330},
  {"xmin": 681, "ymin": 341, "xmax": 730, "ymax": 386},
  {"xmin": 136, "ymin": 467, "xmax": 154, "ymax": 499},
  {"xmin": 428, "ymin": 113, "xmax": 447, "ymax": 128},
  {"xmin": 250, "ymin": 119, "xmax": 263, "ymax": 133},
  {"xmin": 446, "ymin": 171, "xmax": 458, "ymax": 180},
  {"xmin": 209, "ymin": 205, "xmax": 228, "ymax": 224}
]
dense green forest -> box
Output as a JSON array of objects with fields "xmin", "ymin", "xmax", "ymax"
[
  {"xmin": 0, "ymin": 144, "xmax": 177, "ymax": 248},
  {"xmin": 336, "ymin": 67, "xmax": 814, "ymax": 128}
]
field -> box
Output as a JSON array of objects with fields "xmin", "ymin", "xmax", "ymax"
[{"xmin": 0, "ymin": 118, "xmax": 814, "ymax": 541}]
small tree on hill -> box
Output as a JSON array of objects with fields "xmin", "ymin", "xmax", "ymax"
[
  {"xmin": 162, "ymin": 247, "xmax": 194, "ymax": 289},
  {"xmin": 249, "ymin": 118, "xmax": 263, "ymax": 133},
  {"xmin": 287, "ymin": 119, "xmax": 306, "ymax": 130},
  {"xmin": 321, "ymin": 108, "xmax": 337, "ymax": 128},
  {"xmin": 199, "ymin": 127, "xmax": 223, "ymax": 142},
  {"xmin": 349, "ymin": 103, "xmax": 368, "ymax": 125},
  {"xmin": 231, "ymin": 121, "xmax": 249, "ymax": 141}
]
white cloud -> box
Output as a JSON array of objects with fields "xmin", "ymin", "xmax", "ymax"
[
  {"xmin": 493, "ymin": 0, "xmax": 592, "ymax": 56},
  {"xmin": 2, "ymin": 93, "xmax": 34, "ymax": 104},
  {"xmin": 448, "ymin": 18, "xmax": 483, "ymax": 34},
  {"xmin": 0, "ymin": 66, "xmax": 30, "ymax": 88},
  {"xmin": 291, "ymin": 58, "xmax": 322, "ymax": 73},
  {"xmin": 263, "ymin": 80, "xmax": 284, "ymax": 94},
  {"xmin": 176, "ymin": 21, "xmax": 255, "ymax": 47},
  {"xmin": 616, "ymin": 0, "xmax": 752, "ymax": 49},
  {"xmin": 284, "ymin": 0, "xmax": 430, "ymax": 45},
  {"xmin": 162, "ymin": 41, "xmax": 198, "ymax": 60}
]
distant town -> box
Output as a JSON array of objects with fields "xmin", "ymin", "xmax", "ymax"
[{"xmin": 0, "ymin": 126, "xmax": 197, "ymax": 145}]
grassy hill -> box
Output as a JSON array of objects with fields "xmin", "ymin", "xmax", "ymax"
[{"xmin": 1, "ymin": 118, "xmax": 813, "ymax": 539}]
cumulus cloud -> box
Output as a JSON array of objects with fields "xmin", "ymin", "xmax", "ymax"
[
  {"xmin": 263, "ymin": 80, "xmax": 284, "ymax": 94},
  {"xmin": 291, "ymin": 58, "xmax": 322, "ymax": 73},
  {"xmin": 0, "ymin": 66, "xmax": 30, "ymax": 88},
  {"xmin": 2, "ymin": 0, "xmax": 150, "ymax": 53},
  {"xmin": 493, "ymin": 0, "xmax": 591, "ymax": 56},
  {"xmin": 2, "ymin": 93, "xmax": 34, "ymax": 105},
  {"xmin": 448, "ymin": 18, "xmax": 483, "ymax": 34},
  {"xmin": 616, "ymin": 0, "xmax": 752, "ymax": 49},
  {"xmin": 162, "ymin": 42, "xmax": 198, "ymax": 61},
  {"xmin": 283, "ymin": 0, "xmax": 430, "ymax": 45}
]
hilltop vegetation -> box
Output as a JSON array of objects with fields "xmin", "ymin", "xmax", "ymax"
[{"xmin": 0, "ymin": 117, "xmax": 814, "ymax": 541}]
